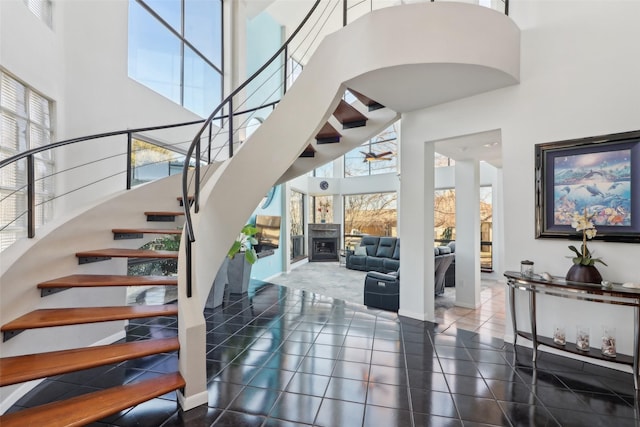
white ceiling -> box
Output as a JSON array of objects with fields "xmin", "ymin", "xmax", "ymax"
[{"xmin": 434, "ymin": 129, "xmax": 503, "ymax": 168}]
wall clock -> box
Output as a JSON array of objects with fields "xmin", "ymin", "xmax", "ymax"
[{"xmin": 319, "ymin": 180, "xmax": 329, "ymax": 190}]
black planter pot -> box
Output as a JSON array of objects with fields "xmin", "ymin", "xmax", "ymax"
[
  {"xmin": 227, "ymin": 254, "xmax": 252, "ymax": 294},
  {"xmin": 565, "ymin": 264, "xmax": 602, "ymax": 284}
]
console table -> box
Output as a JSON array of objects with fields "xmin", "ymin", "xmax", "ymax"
[{"xmin": 504, "ymin": 271, "xmax": 640, "ymax": 390}]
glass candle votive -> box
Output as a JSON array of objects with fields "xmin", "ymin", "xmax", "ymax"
[
  {"xmin": 553, "ymin": 326, "xmax": 566, "ymax": 346},
  {"xmin": 601, "ymin": 326, "xmax": 616, "ymax": 357},
  {"xmin": 576, "ymin": 326, "xmax": 590, "ymax": 351},
  {"xmin": 521, "ymin": 260, "xmax": 534, "ymax": 278}
]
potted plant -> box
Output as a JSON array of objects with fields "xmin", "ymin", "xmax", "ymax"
[
  {"xmin": 565, "ymin": 208, "xmax": 607, "ymax": 284},
  {"xmin": 226, "ymin": 224, "xmax": 259, "ymax": 294}
]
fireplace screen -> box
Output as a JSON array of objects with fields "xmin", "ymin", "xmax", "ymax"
[{"xmin": 311, "ymin": 238, "xmax": 338, "ymax": 261}]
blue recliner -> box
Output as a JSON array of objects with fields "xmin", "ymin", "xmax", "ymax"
[{"xmin": 364, "ymin": 270, "xmax": 400, "ymax": 311}]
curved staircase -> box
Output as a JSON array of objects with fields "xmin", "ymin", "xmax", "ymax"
[
  {"xmin": 0, "ymin": 2, "xmax": 520, "ymax": 424},
  {"xmin": 0, "ymin": 199, "xmax": 185, "ymax": 426}
]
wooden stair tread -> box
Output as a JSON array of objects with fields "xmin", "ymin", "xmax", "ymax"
[
  {"xmin": 315, "ymin": 122, "xmax": 341, "ymax": 143},
  {"xmin": 0, "ymin": 372, "xmax": 185, "ymax": 427},
  {"xmin": 112, "ymin": 228, "xmax": 182, "ymax": 235},
  {"xmin": 1, "ymin": 304, "xmax": 178, "ymax": 332},
  {"xmin": 0, "ymin": 337, "xmax": 179, "ymax": 387},
  {"xmin": 76, "ymin": 248, "xmax": 178, "ymax": 259},
  {"xmin": 333, "ymin": 99, "xmax": 368, "ymax": 127},
  {"xmin": 144, "ymin": 211, "xmax": 184, "ymax": 216},
  {"xmin": 299, "ymin": 144, "xmax": 316, "ymax": 158},
  {"xmin": 38, "ymin": 274, "xmax": 177, "ymax": 289},
  {"xmin": 348, "ymin": 88, "xmax": 385, "ymax": 110},
  {"xmin": 316, "ymin": 122, "xmax": 341, "ymax": 138}
]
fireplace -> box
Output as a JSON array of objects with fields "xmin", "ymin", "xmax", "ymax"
[
  {"xmin": 312, "ymin": 238, "xmax": 338, "ymax": 261},
  {"xmin": 308, "ymin": 223, "xmax": 340, "ymax": 262}
]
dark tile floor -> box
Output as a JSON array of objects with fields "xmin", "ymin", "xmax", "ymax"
[{"xmin": 9, "ymin": 280, "xmax": 640, "ymax": 426}]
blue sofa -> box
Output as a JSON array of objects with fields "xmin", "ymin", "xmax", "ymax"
[{"xmin": 346, "ymin": 236, "xmax": 399, "ymax": 273}]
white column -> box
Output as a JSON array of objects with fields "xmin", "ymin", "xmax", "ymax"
[
  {"xmin": 398, "ymin": 113, "xmax": 435, "ymax": 321},
  {"xmin": 492, "ymin": 167, "xmax": 505, "ymax": 281},
  {"xmin": 455, "ymin": 159, "xmax": 481, "ymax": 308},
  {"xmin": 283, "ymin": 183, "xmax": 292, "ymax": 273}
]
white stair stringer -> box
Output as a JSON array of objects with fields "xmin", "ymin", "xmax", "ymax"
[{"xmin": 177, "ymin": 1, "xmax": 520, "ymax": 405}]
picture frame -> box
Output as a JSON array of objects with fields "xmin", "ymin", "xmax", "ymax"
[{"xmin": 535, "ymin": 130, "xmax": 640, "ymax": 243}]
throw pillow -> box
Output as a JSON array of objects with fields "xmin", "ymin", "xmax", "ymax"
[{"xmin": 354, "ymin": 246, "xmax": 367, "ymax": 256}]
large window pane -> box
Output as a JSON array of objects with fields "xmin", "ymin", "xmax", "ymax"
[
  {"xmin": 1, "ymin": 74, "xmax": 27, "ymax": 118},
  {"xmin": 128, "ymin": 0, "xmax": 223, "ymax": 117},
  {"xmin": 344, "ymin": 123, "xmax": 397, "ymax": 177},
  {"xmin": 312, "ymin": 195, "xmax": 332, "ymax": 224},
  {"xmin": 184, "ymin": 46, "xmax": 221, "ymax": 118},
  {"xmin": 0, "ymin": 71, "xmax": 54, "ymax": 251},
  {"xmin": 433, "ymin": 187, "xmax": 493, "ymax": 271},
  {"xmin": 131, "ymin": 139, "xmax": 186, "ymax": 186},
  {"xmin": 129, "ymin": 1, "xmax": 181, "ymax": 104},
  {"xmin": 314, "ymin": 161, "xmax": 333, "ymax": 178},
  {"xmin": 185, "ymin": 0, "xmax": 222, "ymax": 68},
  {"xmin": 344, "ymin": 192, "xmax": 397, "ymax": 248},
  {"xmin": 434, "ymin": 189, "xmax": 456, "ymax": 244},
  {"xmin": 143, "ymin": 0, "xmax": 181, "ymax": 31},
  {"xmin": 290, "ymin": 190, "xmax": 305, "ymax": 260}
]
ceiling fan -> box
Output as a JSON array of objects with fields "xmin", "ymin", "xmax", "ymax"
[{"xmin": 360, "ymin": 150, "xmax": 394, "ymax": 162}]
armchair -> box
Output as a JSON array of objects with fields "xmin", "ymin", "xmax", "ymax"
[{"xmin": 364, "ymin": 270, "xmax": 400, "ymax": 312}]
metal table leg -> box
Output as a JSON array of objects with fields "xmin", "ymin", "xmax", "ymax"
[
  {"xmin": 634, "ymin": 305, "xmax": 639, "ymax": 391},
  {"xmin": 529, "ymin": 289, "xmax": 537, "ymax": 366},
  {"xmin": 509, "ymin": 282, "xmax": 517, "ymax": 348}
]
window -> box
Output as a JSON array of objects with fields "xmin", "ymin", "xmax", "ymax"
[
  {"xmin": 286, "ymin": 57, "xmax": 303, "ymax": 90},
  {"xmin": 24, "ymin": 0, "xmax": 53, "ymax": 28},
  {"xmin": 1, "ymin": 71, "xmax": 54, "ymax": 251},
  {"xmin": 344, "ymin": 192, "xmax": 397, "ymax": 248},
  {"xmin": 344, "ymin": 123, "xmax": 398, "ymax": 177},
  {"xmin": 290, "ymin": 190, "xmax": 305, "ymax": 260},
  {"xmin": 313, "ymin": 161, "xmax": 333, "ymax": 178},
  {"xmin": 433, "ymin": 187, "xmax": 493, "ymax": 271},
  {"xmin": 312, "ymin": 195, "xmax": 332, "ymax": 224},
  {"xmin": 130, "ymin": 139, "xmax": 186, "ymax": 186},
  {"xmin": 435, "ymin": 153, "xmax": 455, "ymax": 167},
  {"xmin": 128, "ymin": 0, "xmax": 223, "ymax": 117}
]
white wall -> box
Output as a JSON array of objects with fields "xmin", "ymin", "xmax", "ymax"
[{"xmin": 402, "ymin": 0, "xmax": 640, "ymax": 356}]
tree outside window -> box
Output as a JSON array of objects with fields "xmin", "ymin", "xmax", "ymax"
[{"xmin": 344, "ymin": 192, "xmax": 397, "ymax": 249}]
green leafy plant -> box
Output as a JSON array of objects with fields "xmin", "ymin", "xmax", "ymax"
[
  {"xmin": 567, "ymin": 208, "xmax": 607, "ymax": 267},
  {"xmin": 227, "ymin": 224, "xmax": 259, "ymax": 265}
]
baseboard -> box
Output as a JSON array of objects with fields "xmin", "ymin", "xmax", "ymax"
[
  {"xmin": 177, "ymin": 389, "xmax": 209, "ymax": 411},
  {"xmin": 397, "ymin": 308, "xmax": 434, "ymax": 322}
]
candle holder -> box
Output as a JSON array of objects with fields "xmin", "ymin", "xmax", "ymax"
[
  {"xmin": 576, "ymin": 326, "xmax": 590, "ymax": 351},
  {"xmin": 520, "ymin": 260, "xmax": 534, "ymax": 278},
  {"xmin": 601, "ymin": 326, "xmax": 616, "ymax": 357},
  {"xmin": 553, "ymin": 326, "xmax": 566, "ymax": 346}
]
